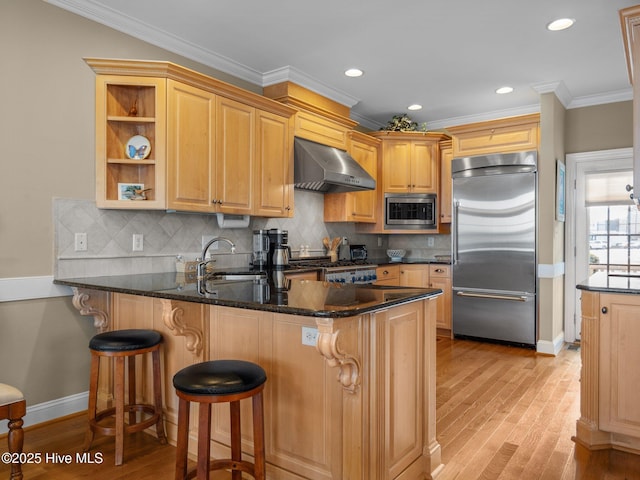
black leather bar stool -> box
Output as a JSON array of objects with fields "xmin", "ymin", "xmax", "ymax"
[
  {"xmin": 84, "ymin": 329, "xmax": 167, "ymax": 465},
  {"xmin": 173, "ymin": 360, "xmax": 267, "ymax": 480}
]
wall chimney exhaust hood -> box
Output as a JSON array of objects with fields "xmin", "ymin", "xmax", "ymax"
[{"xmin": 293, "ymin": 137, "xmax": 376, "ymax": 193}]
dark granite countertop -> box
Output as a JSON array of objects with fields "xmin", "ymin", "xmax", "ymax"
[
  {"xmin": 54, "ymin": 272, "xmax": 442, "ymax": 318},
  {"xmin": 577, "ymin": 271, "xmax": 640, "ymax": 295},
  {"xmin": 368, "ymin": 257, "xmax": 452, "ymax": 266}
]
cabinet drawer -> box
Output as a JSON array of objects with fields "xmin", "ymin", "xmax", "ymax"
[
  {"xmin": 376, "ymin": 265, "xmax": 400, "ymax": 283},
  {"xmin": 429, "ymin": 265, "xmax": 450, "ymax": 278}
]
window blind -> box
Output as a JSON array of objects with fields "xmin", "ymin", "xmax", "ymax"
[{"xmin": 585, "ymin": 170, "xmax": 633, "ymax": 206}]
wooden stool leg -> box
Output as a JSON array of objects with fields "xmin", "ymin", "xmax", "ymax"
[
  {"xmin": 128, "ymin": 355, "xmax": 136, "ymax": 426},
  {"xmin": 8, "ymin": 408, "xmax": 25, "ymax": 480},
  {"xmin": 83, "ymin": 353, "xmax": 100, "ymax": 452},
  {"xmin": 174, "ymin": 397, "xmax": 190, "ymax": 480},
  {"xmin": 230, "ymin": 401, "xmax": 242, "ymax": 480},
  {"xmin": 152, "ymin": 348, "xmax": 167, "ymax": 444},
  {"xmin": 197, "ymin": 402, "xmax": 212, "ymax": 480},
  {"xmin": 252, "ymin": 391, "xmax": 266, "ymax": 480},
  {"xmin": 114, "ymin": 356, "xmax": 125, "ymax": 466}
]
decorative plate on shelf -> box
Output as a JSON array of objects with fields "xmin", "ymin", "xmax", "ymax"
[{"xmin": 125, "ymin": 135, "xmax": 151, "ymax": 159}]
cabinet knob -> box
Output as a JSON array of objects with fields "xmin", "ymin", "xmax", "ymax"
[
  {"xmin": 211, "ymin": 199, "xmax": 217, "ymax": 204},
  {"xmin": 382, "ymin": 270, "xmax": 389, "ymax": 275},
  {"xmin": 435, "ymin": 268, "xmax": 444, "ymax": 273},
  {"xmin": 286, "ymin": 206, "xmax": 291, "ymax": 211},
  {"xmin": 601, "ymin": 307, "xmax": 608, "ymax": 314}
]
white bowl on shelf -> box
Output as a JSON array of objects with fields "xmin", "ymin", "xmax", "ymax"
[{"xmin": 386, "ymin": 249, "xmax": 406, "ymax": 262}]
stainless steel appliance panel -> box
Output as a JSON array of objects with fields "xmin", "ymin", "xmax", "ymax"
[
  {"xmin": 453, "ymin": 171, "xmax": 536, "ymax": 293},
  {"xmin": 452, "ymin": 288, "xmax": 536, "ymax": 345},
  {"xmin": 452, "ymin": 151, "xmax": 537, "ymax": 347}
]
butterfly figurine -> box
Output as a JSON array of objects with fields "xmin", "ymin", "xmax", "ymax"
[{"xmin": 128, "ymin": 144, "xmax": 148, "ymax": 159}]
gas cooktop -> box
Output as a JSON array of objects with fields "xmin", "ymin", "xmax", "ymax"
[{"xmin": 288, "ymin": 256, "xmax": 374, "ymax": 269}]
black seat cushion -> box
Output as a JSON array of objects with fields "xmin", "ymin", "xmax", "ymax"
[
  {"xmin": 173, "ymin": 360, "xmax": 267, "ymax": 396},
  {"xmin": 89, "ymin": 329, "xmax": 162, "ymax": 352}
]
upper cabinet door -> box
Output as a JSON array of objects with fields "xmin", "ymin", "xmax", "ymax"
[
  {"xmin": 383, "ymin": 141, "xmax": 413, "ymax": 193},
  {"xmin": 167, "ymin": 80, "xmax": 216, "ymax": 212},
  {"xmin": 215, "ymin": 97, "xmax": 254, "ymax": 215},
  {"xmin": 254, "ymin": 110, "xmax": 293, "ymax": 217},
  {"xmin": 410, "ymin": 141, "xmax": 438, "ymax": 193},
  {"xmin": 349, "ymin": 138, "xmax": 378, "ymax": 222}
]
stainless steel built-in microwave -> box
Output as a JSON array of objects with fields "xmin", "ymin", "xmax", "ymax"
[{"xmin": 385, "ymin": 193, "xmax": 437, "ymax": 230}]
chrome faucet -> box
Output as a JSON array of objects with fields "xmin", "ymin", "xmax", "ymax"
[{"xmin": 197, "ymin": 237, "xmax": 236, "ymax": 279}]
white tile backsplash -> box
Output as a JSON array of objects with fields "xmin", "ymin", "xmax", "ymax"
[{"xmin": 54, "ymin": 191, "xmax": 450, "ymax": 278}]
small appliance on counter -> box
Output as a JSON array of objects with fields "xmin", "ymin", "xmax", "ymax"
[
  {"xmin": 251, "ymin": 229, "xmax": 270, "ymax": 268},
  {"xmin": 349, "ymin": 244, "xmax": 368, "ymax": 261},
  {"xmin": 268, "ymin": 228, "xmax": 291, "ymax": 269}
]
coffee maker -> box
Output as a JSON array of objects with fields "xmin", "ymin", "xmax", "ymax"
[
  {"xmin": 251, "ymin": 230, "xmax": 270, "ymax": 269},
  {"xmin": 267, "ymin": 228, "xmax": 290, "ymax": 269}
]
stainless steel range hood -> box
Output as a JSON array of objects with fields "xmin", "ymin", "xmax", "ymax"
[{"xmin": 293, "ymin": 137, "xmax": 376, "ymax": 193}]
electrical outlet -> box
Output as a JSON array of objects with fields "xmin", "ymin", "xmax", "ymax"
[
  {"xmin": 132, "ymin": 234, "xmax": 144, "ymax": 252},
  {"xmin": 427, "ymin": 236, "xmax": 435, "ymax": 247},
  {"xmin": 74, "ymin": 233, "xmax": 87, "ymax": 252},
  {"xmin": 301, "ymin": 326, "xmax": 318, "ymax": 346}
]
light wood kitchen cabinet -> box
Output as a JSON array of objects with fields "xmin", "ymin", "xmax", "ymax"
[
  {"xmin": 166, "ymin": 80, "xmax": 216, "ymax": 212},
  {"xmin": 375, "ymin": 265, "xmax": 400, "ymax": 285},
  {"xmin": 429, "ymin": 264, "xmax": 452, "ymax": 332},
  {"xmin": 167, "ymin": 85, "xmax": 293, "ymax": 216},
  {"xmin": 254, "ymin": 109, "xmax": 294, "ymax": 217},
  {"xmin": 598, "ymin": 293, "xmax": 640, "ymax": 439},
  {"xmin": 94, "ymin": 75, "xmax": 167, "ymax": 209},
  {"xmin": 324, "ymin": 131, "xmax": 380, "ymax": 223},
  {"xmin": 439, "ymin": 140, "xmax": 453, "ymax": 224},
  {"xmin": 377, "ymin": 263, "xmax": 452, "ymax": 334},
  {"xmin": 214, "ymin": 96, "xmax": 255, "ymax": 214},
  {"xmin": 399, "ymin": 264, "xmax": 429, "ymax": 287},
  {"xmin": 576, "ymin": 289, "xmax": 640, "ymax": 455},
  {"xmin": 294, "ymin": 110, "xmax": 350, "ymax": 149},
  {"xmin": 447, "ymin": 114, "xmax": 539, "ymax": 158},
  {"xmin": 87, "ymin": 58, "xmax": 295, "ymax": 216},
  {"xmin": 375, "ymin": 134, "xmax": 439, "ymax": 194}
]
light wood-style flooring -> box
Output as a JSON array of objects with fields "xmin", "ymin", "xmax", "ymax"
[{"xmin": 2, "ymin": 337, "xmax": 639, "ymax": 479}]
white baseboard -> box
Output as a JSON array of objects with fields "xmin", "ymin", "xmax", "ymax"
[
  {"xmin": 0, "ymin": 391, "xmax": 88, "ymax": 435},
  {"xmin": 536, "ymin": 332, "xmax": 565, "ymax": 356}
]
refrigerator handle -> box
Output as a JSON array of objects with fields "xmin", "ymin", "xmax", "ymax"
[
  {"xmin": 456, "ymin": 291, "xmax": 529, "ymax": 302},
  {"xmin": 453, "ymin": 201, "xmax": 459, "ymax": 264}
]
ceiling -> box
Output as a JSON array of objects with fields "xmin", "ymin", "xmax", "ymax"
[{"xmin": 49, "ymin": 0, "xmax": 638, "ymax": 130}]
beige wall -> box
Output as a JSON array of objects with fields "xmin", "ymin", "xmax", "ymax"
[
  {"xmin": 538, "ymin": 93, "xmax": 567, "ymax": 347},
  {"xmin": 0, "ymin": 0, "xmax": 260, "ymax": 406},
  {"xmin": 565, "ymin": 101, "xmax": 633, "ymax": 153}
]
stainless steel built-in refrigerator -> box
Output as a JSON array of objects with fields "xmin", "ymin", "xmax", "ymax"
[{"xmin": 452, "ymin": 151, "xmax": 537, "ymax": 347}]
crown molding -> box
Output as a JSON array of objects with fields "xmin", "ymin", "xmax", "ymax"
[
  {"xmin": 45, "ymin": 0, "xmax": 264, "ymax": 85},
  {"xmin": 262, "ymin": 65, "xmax": 361, "ymax": 108},
  {"xmin": 431, "ymin": 104, "xmax": 541, "ymax": 130},
  {"xmin": 46, "ymin": 0, "xmax": 636, "ymax": 129},
  {"xmin": 532, "ymin": 80, "xmax": 573, "ymax": 108}
]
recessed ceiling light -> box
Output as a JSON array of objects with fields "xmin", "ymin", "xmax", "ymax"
[
  {"xmin": 407, "ymin": 104, "xmax": 422, "ymax": 111},
  {"xmin": 344, "ymin": 68, "xmax": 364, "ymax": 77},
  {"xmin": 495, "ymin": 86, "xmax": 514, "ymax": 94},
  {"xmin": 547, "ymin": 18, "xmax": 575, "ymax": 31}
]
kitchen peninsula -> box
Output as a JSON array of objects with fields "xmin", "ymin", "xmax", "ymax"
[{"xmin": 54, "ymin": 273, "xmax": 443, "ymax": 480}]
